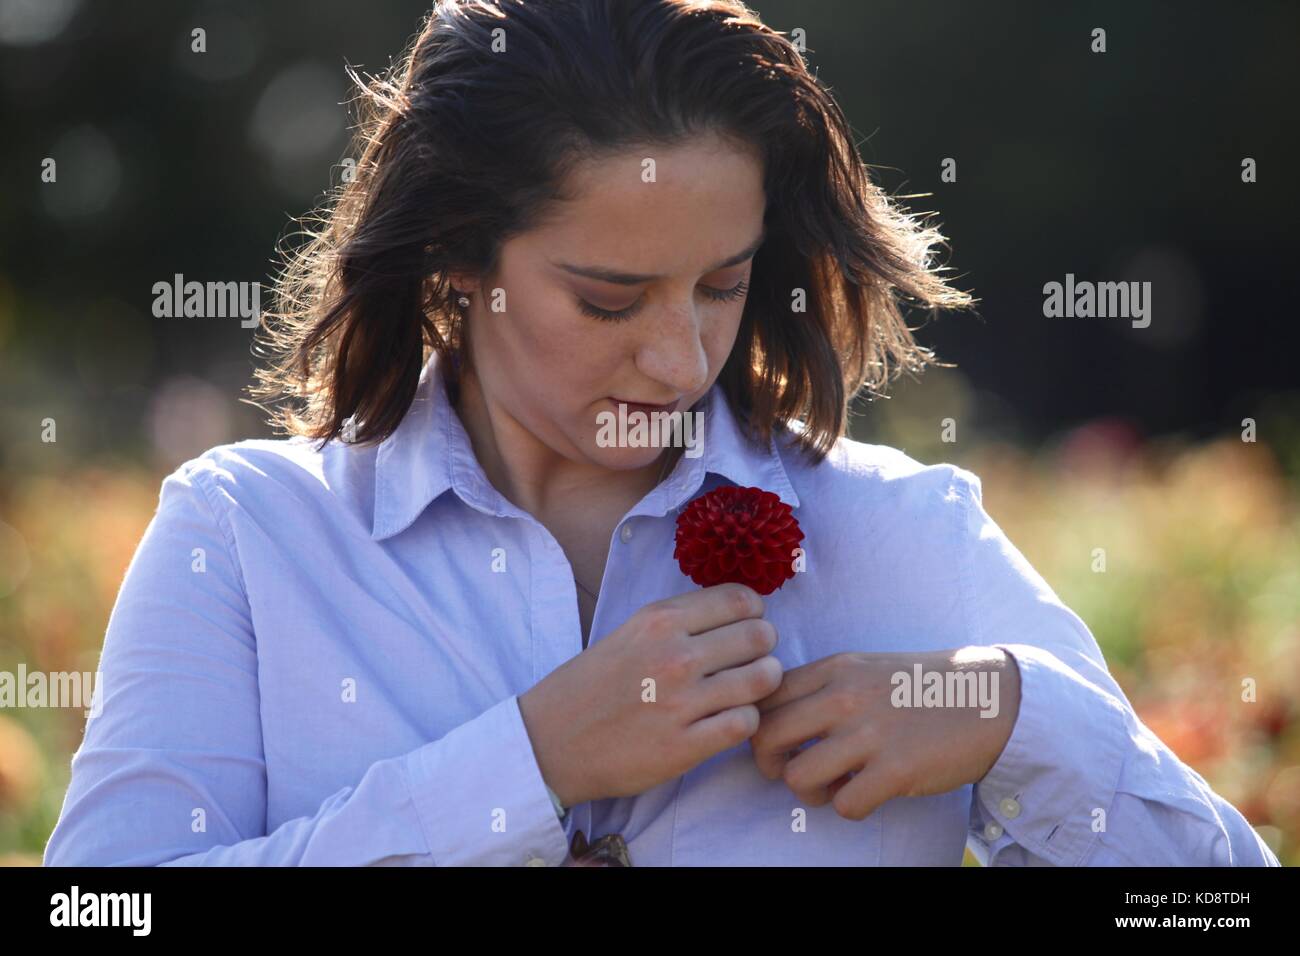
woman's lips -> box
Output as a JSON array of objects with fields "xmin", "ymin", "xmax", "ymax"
[{"xmin": 608, "ymin": 397, "xmax": 680, "ymax": 415}]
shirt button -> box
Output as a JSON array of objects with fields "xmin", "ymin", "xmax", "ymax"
[
  {"xmin": 524, "ymin": 855, "xmax": 548, "ymax": 867},
  {"xmin": 619, "ymin": 524, "xmax": 634, "ymax": 543},
  {"xmin": 998, "ymin": 797, "xmax": 1021, "ymax": 819},
  {"xmin": 983, "ymin": 821, "xmax": 1004, "ymax": 841}
]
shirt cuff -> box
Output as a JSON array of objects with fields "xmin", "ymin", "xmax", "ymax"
[
  {"xmin": 973, "ymin": 642, "xmax": 1129, "ymax": 865},
  {"xmin": 402, "ymin": 694, "xmax": 572, "ymax": 866}
]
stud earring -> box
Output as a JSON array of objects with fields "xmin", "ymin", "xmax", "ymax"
[{"xmin": 457, "ymin": 294, "xmax": 470, "ymax": 308}]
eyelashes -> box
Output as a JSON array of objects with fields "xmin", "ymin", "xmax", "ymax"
[{"xmin": 577, "ymin": 279, "xmax": 750, "ymax": 323}]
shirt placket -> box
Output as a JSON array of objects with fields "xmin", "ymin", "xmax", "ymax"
[
  {"xmin": 454, "ymin": 451, "xmax": 703, "ymax": 860},
  {"xmin": 518, "ymin": 522, "xmax": 596, "ymax": 848}
]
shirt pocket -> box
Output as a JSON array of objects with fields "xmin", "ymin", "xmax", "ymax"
[{"xmin": 670, "ymin": 746, "xmax": 883, "ymax": 865}]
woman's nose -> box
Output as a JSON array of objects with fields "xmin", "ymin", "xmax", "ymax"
[{"xmin": 635, "ymin": 302, "xmax": 709, "ymax": 395}]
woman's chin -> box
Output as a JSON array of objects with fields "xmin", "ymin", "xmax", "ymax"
[{"xmin": 586, "ymin": 444, "xmax": 670, "ymax": 472}]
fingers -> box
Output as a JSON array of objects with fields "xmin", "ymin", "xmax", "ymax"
[
  {"xmin": 683, "ymin": 703, "xmax": 760, "ymax": 756},
  {"xmin": 754, "ymin": 657, "xmax": 830, "ymax": 713},
  {"xmin": 757, "ymin": 722, "xmax": 899, "ymax": 821},
  {"xmin": 827, "ymin": 772, "xmax": 853, "ymax": 799},
  {"xmin": 829, "ymin": 764, "xmax": 899, "ymax": 821},
  {"xmin": 655, "ymin": 582, "xmax": 765, "ymax": 636},
  {"xmin": 778, "ymin": 728, "xmax": 869, "ymax": 807},
  {"xmin": 691, "ymin": 654, "xmax": 783, "ymax": 721},
  {"xmin": 749, "ymin": 686, "xmax": 838, "ymax": 779},
  {"xmin": 692, "ymin": 616, "xmax": 778, "ymax": 676}
]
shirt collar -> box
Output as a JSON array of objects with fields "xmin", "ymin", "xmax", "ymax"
[{"xmin": 371, "ymin": 349, "xmax": 799, "ymax": 540}]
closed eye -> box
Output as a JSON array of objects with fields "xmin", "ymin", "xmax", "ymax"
[{"xmin": 576, "ymin": 278, "xmax": 751, "ymax": 323}]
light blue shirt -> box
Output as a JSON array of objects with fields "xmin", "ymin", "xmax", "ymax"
[{"xmin": 43, "ymin": 350, "xmax": 1280, "ymax": 866}]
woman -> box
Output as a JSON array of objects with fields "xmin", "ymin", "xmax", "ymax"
[{"xmin": 44, "ymin": 0, "xmax": 1277, "ymax": 866}]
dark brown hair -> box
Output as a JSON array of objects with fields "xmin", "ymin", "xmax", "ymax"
[{"xmin": 247, "ymin": 0, "xmax": 973, "ymax": 463}]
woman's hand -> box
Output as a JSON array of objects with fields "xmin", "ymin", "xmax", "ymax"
[
  {"xmin": 749, "ymin": 647, "xmax": 1021, "ymax": 820},
  {"xmin": 519, "ymin": 582, "xmax": 782, "ymax": 807}
]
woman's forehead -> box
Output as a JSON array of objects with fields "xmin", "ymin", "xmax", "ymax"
[{"xmin": 516, "ymin": 143, "xmax": 767, "ymax": 276}]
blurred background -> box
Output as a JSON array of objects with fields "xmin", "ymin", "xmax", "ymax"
[{"xmin": 1, "ymin": 0, "xmax": 1297, "ymax": 865}]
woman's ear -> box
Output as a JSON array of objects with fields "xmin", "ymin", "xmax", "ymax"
[{"xmin": 448, "ymin": 271, "xmax": 483, "ymax": 297}]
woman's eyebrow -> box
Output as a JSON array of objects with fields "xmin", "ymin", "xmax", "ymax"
[{"xmin": 550, "ymin": 228, "xmax": 767, "ymax": 285}]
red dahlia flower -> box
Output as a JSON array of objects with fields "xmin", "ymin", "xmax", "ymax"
[{"xmin": 673, "ymin": 485, "xmax": 804, "ymax": 595}]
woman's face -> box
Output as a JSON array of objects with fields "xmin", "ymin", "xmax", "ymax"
[{"xmin": 456, "ymin": 133, "xmax": 767, "ymax": 475}]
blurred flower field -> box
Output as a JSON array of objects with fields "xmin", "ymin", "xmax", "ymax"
[
  {"xmin": 1, "ymin": 426, "xmax": 1296, "ymax": 866},
  {"xmin": 955, "ymin": 430, "xmax": 1300, "ymax": 865}
]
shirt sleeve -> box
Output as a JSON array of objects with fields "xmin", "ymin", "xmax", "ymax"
[
  {"xmin": 41, "ymin": 455, "xmax": 571, "ymax": 867},
  {"xmin": 948, "ymin": 466, "xmax": 1280, "ymax": 867}
]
